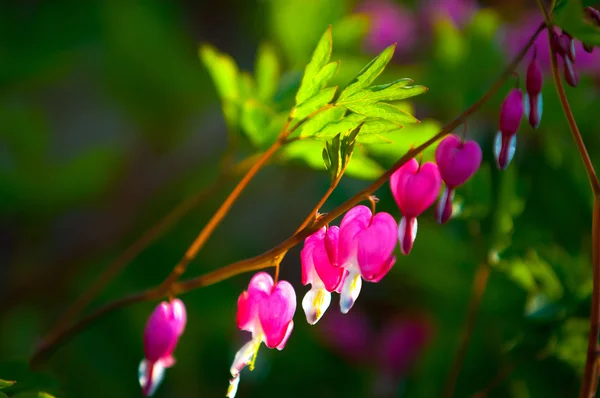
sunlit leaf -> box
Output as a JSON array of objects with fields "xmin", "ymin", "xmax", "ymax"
[
  {"xmin": 548, "ymin": 317, "xmax": 588, "ymax": 373},
  {"xmin": 255, "ymin": 42, "xmax": 280, "ymax": 102},
  {"xmin": 314, "ymin": 113, "xmax": 367, "ymax": 140},
  {"xmin": 199, "ymin": 44, "xmax": 240, "ymax": 101},
  {"xmin": 294, "ymin": 106, "xmax": 346, "ymax": 138},
  {"xmin": 338, "ymin": 44, "xmax": 396, "ymax": 101},
  {"xmin": 296, "ymin": 27, "xmax": 333, "ymax": 104},
  {"xmin": 338, "ymin": 79, "xmax": 427, "ymax": 105},
  {"xmin": 12, "ymin": 393, "xmax": 56, "ymax": 398},
  {"xmin": 0, "ymin": 379, "xmax": 15, "ymax": 389},
  {"xmin": 343, "ymin": 102, "xmax": 419, "ymax": 124},
  {"xmin": 240, "ymin": 99, "xmax": 276, "ymax": 148},
  {"xmin": 292, "ymin": 87, "xmax": 337, "ymax": 120}
]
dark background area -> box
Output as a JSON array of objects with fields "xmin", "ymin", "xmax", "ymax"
[{"xmin": 1, "ymin": 0, "xmax": 600, "ymax": 397}]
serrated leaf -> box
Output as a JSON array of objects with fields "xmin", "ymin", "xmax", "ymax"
[
  {"xmin": 199, "ymin": 44, "xmax": 240, "ymax": 100},
  {"xmin": 554, "ymin": 0, "xmax": 600, "ymax": 46},
  {"xmin": 0, "ymin": 379, "xmax": 15, "ymax": 389},
  {"xmin": 343, "ymin": 102, "xmax": 419, "ymax": 124},
  {"xmin": 338, "ymin": 44, "xmax": 396, "ymax": 101},
  {"xmin": 240, "ymin": 99, "xmax": 275, "ymax": 148},
  {"xmin": 338, "ymin": 80, "xmax": 428, "ymax": 105},
  {"xmin": 255, "ymin": 43, "xmax": 280, "ymax": 101},
  {"xmin": 312, "ymin": 61, "xmax": 340, "ymax": 88},
  {"xmin": 313, "ymin": 113, "xmax": 367, "ymax": 140},
  {"xmin": 292, "ymin": 87, "xmax": 337, "ymax": 120},
  {"xmin": 295, "ymin": 106, "xmax": 346, "ymax": 138},
  {"xmin": 355, "ymin": 119, "xmax": 403, "ymax": 144},
  {"xmin": 296, "ymin": 26, "xmax": 333, "ymax": 104}
]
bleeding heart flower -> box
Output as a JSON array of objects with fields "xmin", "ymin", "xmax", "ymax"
[
  {"xmin": 337, "ymin": 205, "xmax": 397, "ymax": 314},
  {"xmin": 524, "ymin": 50, "xmax": 543, "ymax": 129},
  {"xmin": 138, "ymin": 298, "xmax": 187, "ymax": 397},
  {"xmin": 227, "ymin": 272, "xmax": 296, "ymax": 398},
  {"xmin": 301, "ymin": 226, "xmax": 347, "ymax": 325},
  {"xmin": 390, "ymin": 159, "xmax": 441, "ymax": 254},
  {"xmin": 434, "ymin": 134, "xmax": 482, "ymax": 224},
  {"xmin": 494, "ymin": 88, "xmax": 523, "ymax": 170},
  {"xmin": 563, "ymin": 56, "xmax": 580, "ymax": 87}
]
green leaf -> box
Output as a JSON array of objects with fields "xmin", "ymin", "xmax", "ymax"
[
  {"xmin": 548, "ymin": 317, "xmax": 588, "ymax": 373},
  {"xmin": 314, "ymin": 113, "xmax": 367, "ymax": 140},
  {"xmin": 199, "ymin": 44, "xmax": 240, "ymax": 101},
  {"xmin": 554, "ymin": 0, "xmax": 600, "ymax": 46},
  {"xmin": 338, "ymin": 44, "xmax": 396, "ymax": 101},
  {"xmin": 338, "ymin": 79, "xmax": 427, "ymax": 105},
  {"xmin": 240, "ymin": 99, "xmax": 275, "ymax": 148},
  {"xmin": 292, "ymin": 87, "xmax": 337, "ymax": 120},
  {"xmin": 343, "ymin": 102, "xmax": 419, "ymax": 124},
  {"xmin": 296, "ymin": 26, "xmax": 333, "ymax": 104},
  {"xmin": 0, "ymin": 392, "xmax": 8, "ymax": 398},
  {"xmin": 295, "ymin": 106, "xmax": 346, "ymax": 138},
  {"xmin": 354, "ymin": 119, "xmax": 403, "ymax": 144},
  {"xmin": 12, "ymin": 393, "xmax": 56, "ymax": 398},
  {"xmin": 255, "ymin": 42, "xmax": 280, "ymax": 101},
  {"xmin": 0, "ymin": 379, "xmax": 15, "ymax": 389}
]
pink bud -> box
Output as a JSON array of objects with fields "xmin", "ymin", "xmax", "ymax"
[
  {"xmin": 139, "ymin": 299, "xmax": 187, "ymax": 396},
  {"xmin": 337, "ymin": 205, "xmax": 397, "ymax": 313},
  {"xmin": 563, "ymin": 56, "xmax": 579, "ymax": 87},
  {"xmin": 584, "ymin": 6, "xmax": 600, "ymax": 52},
  {"xmin": 558, "ymin": 32, "xmax": 576, "ymax": 63},
  {"xmin": 499, "ymin": 89, "xmax": 524, "ymax": 136},
  {"xmin": 390, "ymin": 158, "xmax": 441, "ymax": 254},
  {"xmin": 525, "ymin": 55, "xmax": 544, "ymax": 129},
  {"xmin": 494, "ymin": 132, "xmax": 517, "ymax": 171}
]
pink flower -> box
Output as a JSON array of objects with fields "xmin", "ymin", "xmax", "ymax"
[
  {"xmin": 524, "ymin": 50, "xmax": 543, "ymax": 129},
  {"xmin": 301, "ymin": 226, "xmax": 347, "ymax": 325},
  {"xmin": 435, "ymin": 134, "xmax": 482, "ymax": 224},
  {"xmin": 138, "ymin": 298, "xmax": 187, "ymax": 396},
  {"xmin": 390, "ymin": 159, "xmax": 441, "ymax": 255},
  {"xmin": 337, "ymin": 205, "xmax": 397, "ymax": 314},
  {"xmin": 227, "ymin": 272, "xmax": 296, "ymax": 397},
  {"xmin": 494, "ymin": 88, "xmax": 523, "ymax": 170}
]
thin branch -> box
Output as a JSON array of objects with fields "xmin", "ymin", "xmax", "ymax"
[
  {"xmin": 442, "ymin": 263, "xmax": 491, "ymax": 398},
  {"xmin": 29, "ymin": 22, "xmax": 545, "ymax": 366}
]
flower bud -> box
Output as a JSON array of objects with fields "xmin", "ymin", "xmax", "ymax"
[
  {"xmin": 139, "ymin": 299, "xmax": 187, "ymax": 396},
  {"xmin": 559, "ymin": 32, "xmax": 576, "ymax": 63},
  {"xmin": 495, "ymin": 88, "xmax": 523, "ymax": 170},
  {"xmin": 583, "ymin": 7, "xmax": 600, "ymax": 53},
  {"xmin": 564, "ymin": 56, "xmax": 580, "ymax": 87},
  {"xmin": 524, "ymin": 53, "xmax": 543, "ymax": 129},
  {"xmin": 434, "ymin": 134, "xmax": 482, "ymax": 223}
]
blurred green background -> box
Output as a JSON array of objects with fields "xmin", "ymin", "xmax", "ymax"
[{"xmin": 1, "ymin": 0, "xmax": 600, "ymax": 397}]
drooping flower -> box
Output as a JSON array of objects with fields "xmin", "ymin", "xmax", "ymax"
[
  {"xmin": 494, "ymin": 88, "xmax": 524, "ymax": 170},
  {"xmin": 138, "ymin": 298, "xmax": 187, "ymax": 396},
  {"xmin": 435, "ymin": 134, "xmax": 482, "ymax": 224},
  {"xmin": 524, "ymin": 50, "xmax": 543, "ymax": 129},
  {"xmin": 227, "ymin": 272, "xmax": 296, "ymax": 398},
  {"xmin": 336, "ymin": 205, "xmax": 397, "ymax": 314},
  {"xmin": 583, "ymin": 7, "xmax": 600, "ymax": 53},
  {"xmin": 390, "ymin": 159, "xmax": 441, "ymax": 254},
  {"xmin": 301, "ymin": 226, "xmax": 347, "ymax": 325}
]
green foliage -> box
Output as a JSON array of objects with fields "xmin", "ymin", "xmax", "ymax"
[
  {"xmin": 295, "ymin": 27, "xmax": 335, "ymax": 105},
  {"xmin": 255, "ymin": 43, "xmax": 281, "ymax": 102},
  {"xmin": 0, "ymin": 380, "xmax": 15, "ymax": 389},
  {"xmin": 338, "ymin": 44, "xmax": 396, "ymax": 101},
  {"xmin": 554, "ymin": 0, "xmax": 600, "ymax": 46},
  {"xmin": 322, "ymin": 124, "xmax": 362, "ymax": 181}
]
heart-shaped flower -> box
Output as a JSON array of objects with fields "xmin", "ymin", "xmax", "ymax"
[
  {"xmin": 337, "ymin": 205, "xmax": 397, "ymax": 313},
  {"xmin": 390, "ymin": 159, "xmax": 441, "ymax": 254},
  {"xmin": 301, "ymin": 226, "xmax": 347, "ymax": 325},
  {"xmin": 228, "ymin": 272, "xmax": 296, "ymax": 397},
  {"xmin": 435, "ymin": 134, "xmax": 482, "ymax": 223},
  {"xmin": 495, "ymin": 88, "xmax": 524, "ymax": 170}
]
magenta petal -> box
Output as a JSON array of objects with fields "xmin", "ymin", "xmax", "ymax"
[
  {"xmin": 339, "ymin": 205, "xmax": 373, "ymax": 266},
  {"xmin": 170, "ymin": 299, "xmax": 187, "ymax": 337},
  {"xmin": 324, "ymin": 226, "xmax": 339, "ymax": 267},
  {"xmin": 398, "ymin": 216, "xmax": 418, "ymax": 255},
  {"xmin": 436, "ymin": 186, "xmax": 454, "ymax": 224},
  {"xmin": 312, "ymin": 227, "xmax": 345, "ymax": 291},
  {"xmin": 237, "ymin": 272, "xmax": 273, "ymax": 332},
  {"xmin": 390, "ymin": 158, "xmax": 419, "ymax": 211},
  {"xmin": 301, "ymin": 228, "xmax": 325, "ymax": 286},
  {"xmin": 435, "ymin": 135, "xmax": 482, "ymax": 187},
  {"xmin": 259, "ymin": 280, "xmax": 296, "ymax": 349},
  {"xmin": 499, "ymin": 89, "xmax": 524, "ymax": 135},
  {"xmin": 144, "ymin": 302, "xmax": 179, "ymax": 362},
  {"xmin": 391, "ymin": 161, "xmax": 441, "ymax": 217},
  {"xmin": 356, "ymin": 212, "xmax": 398, "ymax": 281},
  {"xmin": 275, "ymin": 321, "xmax": 294, "ymax": 350}
]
